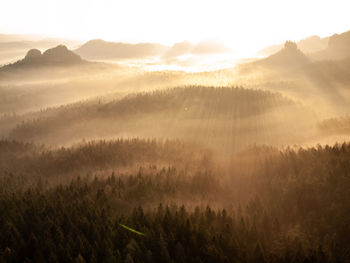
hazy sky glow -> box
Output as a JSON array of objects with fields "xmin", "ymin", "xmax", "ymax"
[{"xmin": 1, "ymin": 0, "xmax": 349, "ymax": 55}]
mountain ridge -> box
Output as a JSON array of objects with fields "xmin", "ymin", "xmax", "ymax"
[
  {"xmin": 75, "ymin": 39, "xmax": 168, "ymax": 60},
  {"xmin": 255, "ymin": 41, "xmax": 310, "ymax": 68},
  {"xmin": 0, "ymin": 45, "xmax": 86, "ymax": 70}
]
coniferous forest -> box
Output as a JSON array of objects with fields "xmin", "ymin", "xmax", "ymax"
[
  {"xmin": 0, "ymin": 139, "xmax": 349, "ymax": 262},
  {"xmin": 1, "ymin": 11, "xmax": 350, "ymax": 262}
]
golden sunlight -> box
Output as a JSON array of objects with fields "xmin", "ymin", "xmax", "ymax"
[
  {"xmin": 1, "ymin": 1, "xmax": 350, "ymax": 262},
  {"xmin": 1, "ymin": 0, "xmax": 349, "ymax": 56}
]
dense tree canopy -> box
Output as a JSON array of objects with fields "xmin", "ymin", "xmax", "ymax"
[{"xmin": 0, "ymin": 139, "xmax": 349, "ymax": 262}]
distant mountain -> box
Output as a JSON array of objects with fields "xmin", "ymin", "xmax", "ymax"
[
  {"xmin": 1, "ymin": 45, "xmax": 85, "ymax": 69},
  {"xmin": 75, "ymin": 39, "xmax": 168, "ymax": 60},
  {"xmin": 163, "ymin": 40, "xmax": 229, "ymax": 58},
  {"xmin": 259, "ymin": 30, "xmax": 350, "ymax": 61},
  {"xmin": 258, "ymin": 35, "xmax": 329, "ymax": 56},
  {"xmin": 0, "ymin": 34, "xmax": 81, "ymax": 64},
  {"xmin": 329, "ymin": 31, "xmax": 350, "ymax": 51},
  {"xmin": 76, "ymin": 39, "xmax": 230, "ymax": 61},
  {"xmin": 243, "ymin": 40, "xmax": 350, "ymax": 113},
  {"xmin": 298, "ymin": 35, "xmax": 329, "ymax": 53},
  {"xmin": 256, "ymin": 41, "xmax": 310, "ymax": 68},
  {"xmin": 311, "ymin": 30, "xmax": 350, "ymax": 60}
]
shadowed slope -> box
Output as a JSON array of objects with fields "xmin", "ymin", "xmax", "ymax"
[
  {"xmin": 7, "ymin": 86, "xmax": 314, "ymax": 151},
  {"xmin": 75, "ymin": 39, "xmax": 168, "ymax": 60},
  {"xmin": 1, "ymin": 45, "xmax": 84, "ymax": 69}
]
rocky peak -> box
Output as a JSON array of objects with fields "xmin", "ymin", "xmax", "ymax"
[
  {"xmin": 284, "ymin": 41, "xmax": 298, "ymax": 51},
  {"xmin": 24, "ymin": 49, "xmax": 42, "ymax": 60}
]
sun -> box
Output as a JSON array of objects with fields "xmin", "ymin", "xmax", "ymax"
[{"xmin": 1, "ymin": 0, "xmax": 350, "ymax": 57}]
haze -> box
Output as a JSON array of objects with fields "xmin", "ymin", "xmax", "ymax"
[
  {"xmin": 1, "ymin": 0, "xmax": 350, "ymax": 56},
  {"xmin": 1, "ymin": 1, "xmax": 350, "ymax": 262}
]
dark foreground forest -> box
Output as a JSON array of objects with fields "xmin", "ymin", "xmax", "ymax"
[{"xmin": 0, "ymin": 139, "xmax": 349, "ymax": 262}]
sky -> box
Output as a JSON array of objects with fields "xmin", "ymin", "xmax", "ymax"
[{"xmin": 1, "ymin": 0, "xmax": 349, "ymax": 55}]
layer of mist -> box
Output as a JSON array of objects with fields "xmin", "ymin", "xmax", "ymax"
[{"xmin": 0, "ymin": 29, "xmax": 350, "ymax": 262}]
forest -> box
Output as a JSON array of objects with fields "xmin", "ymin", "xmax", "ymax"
[
  {"xmin": 0, "ymin": 139, "xmax": 349, "ymax": 262},
  {"xmin": 0, "ymin": 86, "xmax": 315, "ymax": 153},
  {"xmin": 1, "ymin": 24, "xmax": 350, "ymax": 262}
]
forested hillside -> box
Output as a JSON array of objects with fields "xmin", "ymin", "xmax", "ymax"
[
  {"xmin": 0, "ymin": 140, "xmax": 349, "ymax": 262},
  {"xmin": 0, "ymin": 139, "xmax": 207, "ymax": 189},
  {"xmin": 6, "ymin": 86, "xmax": 315, "ymax": 151},
  {"xmin": 318, "ymin": 115, "xmax": 350, "ymax": 135},
  {"xmin": 1, "ymin": 23, "xmax": 350, "ymax": 263}
]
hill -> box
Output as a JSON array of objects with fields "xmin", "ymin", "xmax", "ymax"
[
  {"xmin": 163, "ymin": 40, "xmax": 229, "ymax": 58},
  {"xmin": 75, "ymin": 39, "xmax": 168, "ymax": 60},
  {"xmin": 239, "ymin": 41, "xmax": 350, "ymax": 113},
  {"xmin": 6, "ymin": 86, "xmax": 314, "ymax": 151},
  {"xmin": 0, "ymin": 45, "xmax": 120, "ymax": 84},
  {"xmin": 257, "ymin": 35, "xmax": 329, "ymax": 56},
  {"xmin": 1, "ymin": 45, "xmax": 84, "ymax": 69},
  {"xmin": 255, "ymin": 41, "xmax": 310, "ymax": 69},
  {"xmin": 0, "ymin": 138, "xmax": 204, "ymax": 186},
  {"xmin": 0, "ymin": 139, "xmax": 349, "ymax": 262},
  {"xmin": 311, "ymin": 30, "xmax": 350, "ymax": 60},
  {"xmin": 0, "ymin": 34, "xmax": 81, "ymax": 65}
]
